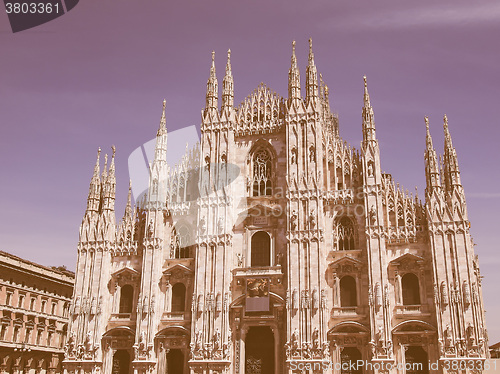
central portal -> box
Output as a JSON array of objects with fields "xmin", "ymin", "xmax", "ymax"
[{"xmin": 245, "ymin": 326, "xmax": 274, "ymax": 374}]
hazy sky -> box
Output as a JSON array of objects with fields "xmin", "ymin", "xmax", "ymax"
[{"xmin": 1, "ymin": 0, "xmax": 499, "ymax": 342}]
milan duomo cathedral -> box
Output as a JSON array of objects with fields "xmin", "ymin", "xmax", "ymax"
[{"xmin": 63, "ymin": 40, "xmax": 489, "ymax": 374}]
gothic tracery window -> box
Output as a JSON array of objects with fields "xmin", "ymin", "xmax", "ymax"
[
  {"xmin": 252, "ymin": 148, "xmax": 273, "ymax": 196},
  {"xmin": 337, "ymin": 217, "xmax": 355, "ymax": 250},
  {"xmin": 173, "ymin": 224, "xmax": 192, "ymax": 259}
]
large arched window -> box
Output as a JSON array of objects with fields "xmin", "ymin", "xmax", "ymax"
[
  {"xmin": 119, "ymin": 285, "xmax": 134, "ymax": 314},
  {"xmin": 171, "ymin": 283, "xmax": 186, "ymax": 312},
  {"xmin": 402, "ymin": 273, "xmax": 420, "ymax": 305},
  {"xmin": 252, "ymin": 148, "xmax": 273, "ymax": 196},
  {"xmin": 340, "ymin": 276, "xmax": 357, "ymax": 307},
  {"xmin": 337, "ymin": 217, "xmax": 355, "ymax": 251},
  {"xmin": 251, "ymin": 231, "xmax": 271, "ymax": 267}
]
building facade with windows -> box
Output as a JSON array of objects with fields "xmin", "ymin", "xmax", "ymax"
[
  {"xmin": 0, "ymin": 251, "xmax": 74, "ymax": 374},
  {"xmin": 63, "ymin": 41, "xmax": 488, "ymax": 374}
]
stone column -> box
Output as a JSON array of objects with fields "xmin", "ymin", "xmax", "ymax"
[
  {"xmin": 272, "ymin": 326, "xmax": 279, "ymax": 374},
  {"xmin": 395, "ymin": 273, "xmax": 402, "ymax": 305},
  {"xmin": 239, "ymin": 327, "xmax": 247, "ymax": 374}
]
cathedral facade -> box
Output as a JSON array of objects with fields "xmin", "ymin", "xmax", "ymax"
[{"xmin": 63, "ymin": 40, "xmax": 489, "ymax": 374}]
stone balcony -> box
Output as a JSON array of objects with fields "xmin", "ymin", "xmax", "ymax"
[
  {"xmin": 232, "ymin": 266, "xmax": 283, "ymax": 287},
  {"xmin": 394, "ymin": 304, "xmax": 431, "ymax": 317},
  {"xmin": 331, "ymin": 306, "xmax": 360, "ymax": 318},
  {"xmin": 161, "ymin": 311, "xmax": 188, "ymax": 321}
]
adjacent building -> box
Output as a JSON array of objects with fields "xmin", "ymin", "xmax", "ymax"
[
  {"xmin": 0, "ymin": 251, "xmax": 74, "ymax": 374},
  {"xmin": 63, "ymin": 40, "xmax": 489, "ymax": 374}
]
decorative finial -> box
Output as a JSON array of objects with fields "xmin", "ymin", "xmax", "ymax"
[
  {"xmin": 425, "ymin": 116, "xmax": 429, "ymax": 129},
  {"xmin": 363, "ymin": 75, "xmax": 367, "ymax": 87},
  {"xmin": 443, "ymin": 114, "xmax": 448, "ymax": 125},
  {"xmin": 309, "ymin": 37, "xmax": 313, "ymax": 52},
  {"xmin": 163, "ymin": 99, "xmax": 166, "ymax": 109},
  {"xmin": 104, "ymin": 154, "xmax": 108, "ymax": 165},
  {"xmin": 97, "ymin": 147, "xmax": 101, "ymax": 158},
  {"xmin": 111, "ymin": 145, "xmax": 116, "ymax": 157},
  {"xmin": 211, "ymin": 51, "xmax": 215, "ymax": 62},
  {"xmin": 292, "ymin": 40, "xmax": 296, "ymax": 53},
  {"xmin": 227, "ymin": 49, "xmax": 231, "ymax": 57}
]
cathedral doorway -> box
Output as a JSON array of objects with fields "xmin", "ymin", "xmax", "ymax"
[
  {"xmin": 245, "ymin": 326, "xmax": 274, "ymax": 374},
  {"xmin": 112, "ymin": 350, "xmax": 130, "ymax": 374},
  {"xmin": 340, "ymin": 347, "xmax": 362, "ymax": 374},
  {"xmin": 165, "ymin": 349, "xmax": 184, "ymax": 374},
  {"xmin": 405, "ymin": 346, "xmax": 429, "ymax": 374}
]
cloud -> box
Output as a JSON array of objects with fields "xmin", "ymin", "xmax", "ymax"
[{"xmin": 323, "ymin": 2, "xmax": 500, "ymax": 31}]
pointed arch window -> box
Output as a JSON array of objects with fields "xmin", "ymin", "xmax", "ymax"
[
  {"xmin": 252, "ymin": 148, "xmax": 273, "ymax": 196},
  {"xmin": 402, "ymin": 273, "xmax": 420, "ymax": 305},
  {"xmin": 173, "ymin": 224, "xmax": 192, "ymax": 259},
  {"xmin": 337, "ymin": 217, "xmax": 355, "ymax": 250},
  {"xmin": 171, "ymin": 283, "xmax": 186, "ymax": 312},
  {"xmin": 251, "ymin": 231, "xmax": 271, "ymax": 267},
  {"xmin": 340, "ymin": 276, "xmax": 357, "ymax": 307},
  {"xmin": 119, "ymin": 285, "xmax": 134, "ymax": 314}
]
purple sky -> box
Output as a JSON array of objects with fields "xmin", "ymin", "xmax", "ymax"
[{"xmin": 1, "ymin": 0, "xmax": 499, "ymax": 342}]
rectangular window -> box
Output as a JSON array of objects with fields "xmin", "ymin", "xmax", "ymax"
[
  {"xmin": 18, "ymin": 295, "xmax": 25, "ymax": 308},
  {"xmin": 0, "ymin": 325, "xmax": 7, "ymax": 340},
  {"xmin": 36, "ymin": 329, "xmax": 42, "ymax": 345},
  {"xmin": 30, "ymin": 298, "xmax": 36, "ymax": 311},
  {"xmin": 47, "ymin": 332, "xmax": 52, "ymax": 346},
  {"xmin": 6, "ymin": 292, "xmax": 12, "ymax": 305},
  {"xmin": 51, "ymin": 303, "xmax": 57, "ymax": 315},
  {"xmin": 41, "ymin": 300, "xmax": 47, "ymax": 313},
  {"xmin": 13, "ymin": 327, "xmax": 20, "ymax": 342},
  {"xmin": 24, "ymin": 329, "xmax": 31, "ymax": 343}
]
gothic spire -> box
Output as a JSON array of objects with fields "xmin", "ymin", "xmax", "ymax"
[
  {"xmin": 86, "ymin": 147, "xmax": 101, "ymax": 213},
  {"xmin": 306, "ymin": 38, "xmax": 318, "ymax": 104},
  {"xmin": 123, "ymin": 179, "xmax": 133, "ymax": 223},
  {"xmin": 288, "ymin": 41, "xmax": 301, "ymax": 104},
  {"xmin": 102, "ymin": 146, "xmax": 116, "ymax": 212},
  {"xmin": 222, "ymin": 49, "xmax": 234, "ymax": 110},
  {"xmin": 205, "ymin": 51, "xmax": 218, "ymax": 114},
  {"xmin": 424, "ymin": 116, "xmax": 441, "ymax": 192},
  {"xmin": 101, "ymin": 153, "xmax": 108, "ymax": 181},
  {"xmin": 442, "ymin": 114, "xmax": 462, "ymax": 191},
  {"xmin": 157, "ymin": 99, "xmax": 167, "ymax": 136},
  {"xmin": 154, "ymin": 100, "xmax": 168, "ymax": 162},
  {"xmin": 362, "ymin": 75, "xmax": 377, "ymax": 147}
]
